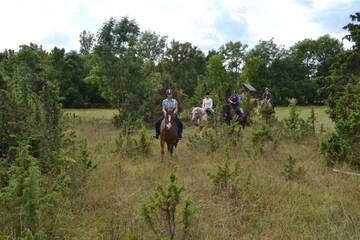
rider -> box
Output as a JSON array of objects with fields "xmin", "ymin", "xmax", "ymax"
[
  {"xmin": 227, "ymin": 90, "xmax": 242, "ymax": 119},
  {"xmin": 154, "ymin": 89, "xmax": 183, "ymax": 139},
  {"xmin": 202, "ymin": 92, "xmax": 213, "ymax": 116},
  {"xmin": 263, "ymin": 87, "xmax": 273, "ymax": 103},
  {"xmin": 263, "ymin": 87, "xmax": 274, "ymax": 110}
]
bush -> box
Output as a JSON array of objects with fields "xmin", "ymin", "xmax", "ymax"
[
  {"xmin": 115, "ymin": 121, "xmax": 152, "ymax": 158},
  {"xmin": 281, "ymin": 100, "xmax": 312, "ymax": 140},
  {"xmin": 259, "ymin": 101, "xmax": 275, "ymax": 124},
  {"xmin": 208, "ymin": 148, "xmax": 240, "ymax": 193},
  {"xmin": 1, "ymin": 143, "xmax": 42, "ymax": 237},
  {"xmin": 282, "ymin": 155, "xmax": 305, "ymax": 181},
  {"xmin": 142, "ymin": 172, "xmax": 196, "ymax": 240},
  {"xmin": 251, "ymin": 124, "xmax": 279, "ymax": 153},
  {"xmin": 321, "ymin": 133, "xmax": 352, "ymax": 166},
  {"xmin": 187, "ymin": 129, "xmax": 220, "ymax": 155},
  {"xmin": 308, "ymin": 106, "xmax": 316, "ymax": 134}
]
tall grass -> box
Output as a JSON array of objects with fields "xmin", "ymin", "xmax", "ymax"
[{"xmin": 54, "ymin": 107, "xmax": 360, "ymax": 240}]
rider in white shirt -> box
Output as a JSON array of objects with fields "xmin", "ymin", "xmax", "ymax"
[{"xmin": 202, "ymin": 92, "xmax": 213, "ymax": 116}]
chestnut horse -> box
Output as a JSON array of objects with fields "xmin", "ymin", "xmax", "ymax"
[{"xmin": 160, "ymin": 111, "xmax": 179, "ymax": 161}]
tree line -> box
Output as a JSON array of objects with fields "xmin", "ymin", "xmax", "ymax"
[
  {"xmin": 0, "ymin": 11, "xmax": 359, "ymax": 239},
  {"xmin": 0, "ymin": 15, "xmax": 350, "ymax": 124}
]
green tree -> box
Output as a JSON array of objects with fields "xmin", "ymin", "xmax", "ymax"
[
  {"xmin": 219, "ymin": 41, "xmax": 247, "ymax": 85},
  {"xmin": 322, "ymin": 12, "xmax": 360, "ymax": 166},
  {"xmin": 137, "ymin": 30, "xmax": 167, "ymax": 63},
  {"xmin": 79, "ymin": 30, "xmax": 95, "ymax": 55},
  {"xmin": 161, "ymin": 40, "xmax": 206, "ymax": 98}
]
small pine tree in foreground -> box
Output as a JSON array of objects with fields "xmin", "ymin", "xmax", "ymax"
[{"xmin": 143, "ymin": 172, "xmax": 196, "ymax": 240}]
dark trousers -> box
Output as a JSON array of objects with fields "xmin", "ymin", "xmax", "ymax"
[
  {"xmin": 205, "ymin": 109, "xmax": 213, "ymax": 117},
  {"xmin": 231, "ymin": 104, "xmax": 242, "ymax": 117},
  {"xmin": 155, "ymin": 115, "xmax": 183, "ymax": 136}
]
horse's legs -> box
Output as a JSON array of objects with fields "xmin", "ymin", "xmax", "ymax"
[
  {"xmin": 166, "ymin": 142, "xmax": 171, "ymax": 159},
  {"xmin": 160, "ymin": 140, "xmax": 164, "ymax": 161},
  {"xmin": 169, "ymin": 145, "xmax": 174, "ymax": 158}
]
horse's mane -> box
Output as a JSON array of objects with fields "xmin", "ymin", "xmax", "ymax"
[{"xmin": 192, "ymin": 107, "xmax": 205, "ymax": 114}]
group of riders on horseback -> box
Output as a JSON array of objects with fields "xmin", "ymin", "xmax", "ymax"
[{"xmin": 154, "ymin": 87, "xmax": 273, "ymax": 140}]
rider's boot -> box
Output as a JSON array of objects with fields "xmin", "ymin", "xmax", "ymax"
[
  {"xmin": 154, "ymin": 132, "xmax": 159, "ymax": 139},
  {"xmin": 178, "ymin": 132, "xmax": 182, "ymax": 140}
]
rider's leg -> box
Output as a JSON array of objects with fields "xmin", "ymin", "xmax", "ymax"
[
  {"xmin": 175, "ymin": 117, "xmax": 183, "ymax": 139},
  {"xmin": 155, "ymin": 116, "xmax": 163, "ymax": 138},
  {"xmin": 235, "ymin": 105, "xmax": 242, "ymax": 119}
]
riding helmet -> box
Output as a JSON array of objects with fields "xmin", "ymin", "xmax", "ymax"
[{"xmin": 166, "ymin": 89, "xmax": 173, "ymax": 96}]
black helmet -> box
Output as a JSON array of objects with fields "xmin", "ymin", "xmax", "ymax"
[
  {"xmin": 205, "ymin": 92, "xmax": 210, "ymax": 95},
  {"xmin": 166, "ymin": 89, "xmax": 173, "ymax": 96}
]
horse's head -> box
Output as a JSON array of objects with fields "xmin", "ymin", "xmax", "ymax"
[
  {"xmin": 164, "ymin": 110, "xmax": 175, "ymax": 129},
  {"xmin": 191, "ymin": 107, "xmax": 204, "ymax": 126}
]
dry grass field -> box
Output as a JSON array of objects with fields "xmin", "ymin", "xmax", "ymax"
[{"xmin": 63, "ymin": 107, "xmax": 359, "ymax": 240}]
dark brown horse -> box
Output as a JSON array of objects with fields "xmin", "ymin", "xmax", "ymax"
[
  {"xmin": 160, "ymin": 111, "xmax": 179, "ymax": 161},
  {"xmin": 223, "ymin": 104, "xmax": 247, "ymax": 129}
]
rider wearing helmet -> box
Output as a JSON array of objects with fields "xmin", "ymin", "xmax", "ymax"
[
  {"xmin": 202, "ymin": 92, "xmax": 214, "ymax": 116},
  {"xmin": 263, "ymin": 88, "xmax": 272, "ymax": 103},
  {"xmin": 228, "ymin": 90, "xmax": 242, "ymax": 119},
  {"xmin": 154, "ymin": 89, "xmax": 183, "ymax": 139}
]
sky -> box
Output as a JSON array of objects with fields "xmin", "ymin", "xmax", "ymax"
[{"xmin": 0, "ymin": 0, "xmax": 358, "ymax": 52}]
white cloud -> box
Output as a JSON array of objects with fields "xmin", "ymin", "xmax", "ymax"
[
  {"xmin": 0, "ymin": 0, "xmax": 357, "ymax": 51},
  {"xmin": 221, "ymin": 0, "xmax": 356, "ymax": 47}
]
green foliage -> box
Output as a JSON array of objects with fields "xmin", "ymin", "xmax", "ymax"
[
  {"xmin": 187, "ymin": 130, "xmax": 220, "ymax": 155},
  {"xmin": 343, "ymin": 12, "xmax": 360, "ymax": 50},
  {"xmin": 282, "ymin": 100, "xmax": 312, "ymax": 140},
  {"xmin": 2, "ymin": 143, "xmax": 42, "ymax": 236},
  {"xmin": 282, "ymin": 155, "xmax": 305, "ymax": 181},
  {"xmin": 136, "ymin": 123, "xmax": 152, "ymax": 156},
  {"xmin": 321, "ymin": 133, "xmax": 352, "ymax": 166},
  {"xmin": 143, "ymin": 172, "xmax": 196, "ymax": 240},
  {"xmin": 222, "ymin": 121, "xmax": 243, "ymax": 147},
  {"xmin": 308, "ymin": 106, "xmax": 316, "ymax": 133},
  {"xmin": 259, "ymin": 101, "xmax": 275, "ymax": 124},
  {"xmin": 251, "ymin": 124, "xmax": 278, "ymax": 153},
  {"xmin": 322, "ymin": 13, "xmax": 360, "ymax": 167},
  {"xmin": 208, "ymin": 148, "xmax": 240, "ymax": 192},
  {"xmin": 39, "ymin": 80, "xmax": 63, "ymax": 172},
  {"xmin": 115, "ymin": 121, "xmax": 152, "ymax": 158}
]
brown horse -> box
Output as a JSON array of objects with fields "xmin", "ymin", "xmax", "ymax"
[
  {"xmin": 160, "ymin": 111, "xmax": 179, "ymax": 161},
  {"xmin": 223, "ymin": 104, "xmax": 247, "ymax": 129}
]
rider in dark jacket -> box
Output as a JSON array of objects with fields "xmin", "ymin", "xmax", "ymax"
[{"xmin": 227, "ymin": 90, "xmax": 242, "ymax": 119}]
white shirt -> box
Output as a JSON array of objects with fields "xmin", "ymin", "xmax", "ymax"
[{"xmin": 202, "ymin": 97, "xmax": 213, "ymax": 109}]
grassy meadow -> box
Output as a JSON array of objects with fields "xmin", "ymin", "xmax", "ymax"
[{"xmin": 63, "ymin": 106, "xmax": 359, "ymax": 240}]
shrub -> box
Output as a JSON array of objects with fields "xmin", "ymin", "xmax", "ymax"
[
  {"xmin": 221, "ymin": 121, "xmax": 242, "ymax": 147},
  {"xmin": 282, "ymin": 155, "xmax": 305, "ymax": 181},
  {"xmin": 259, "ymin": 101, "xmax": 275, "ymax": 124},
  {"xmin": 208, "ymin": 148, "xmax": 240, "ymax": 192},
  {"xmin": 2, "ymin": 143, "xmax": 42, "ymax": 237},
  {"xmin": 308, "ymin": 106, "xmax": 316, "ymax": 134},
  {"xmin": 281, "ymin": 100, "xmax": 312, "ymax": 140},
  {"xmin": 142, "ymin": 172, "xmax": 196, "ymax": 240},
  {"xmin": 187, "ymin": 129, "xmax": 220, "ymax": 155},
  {"xmin": 134, "ymin": 123, "xmax": 152, "ymax": 156},
  {"xmin": 115, "ymin": 121, "xmax": 152, "ymax": 158},
  {"xmin": 252, "ymin": 124, "xmax": 277, "ymax": 153},
  {"xmin": 321, "ymin": 133, "xmax": 352, "ymax": 166}
]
